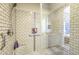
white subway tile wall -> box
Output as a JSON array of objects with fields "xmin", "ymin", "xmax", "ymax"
[
  {"xmin": 70, "ymin": 4, "xmax": 79, "ymax": 55},
  {"xmin": 0, "ymin": 3, "xmax": 13, "ymax": 33},
  {"xmin": 0, "ymin": 3, "xmax": 13, "ymax": 55},
  {"xmin": 14, "ymin": 4, "xmax": 48, "ymax": 54}
]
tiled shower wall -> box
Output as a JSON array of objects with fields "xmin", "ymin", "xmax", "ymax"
[
  {"xmin": 13, "ymin": 4, "xmax": 49, "ymax": 54},
  {"xmin": 0, "ymin": 3, "xmax": 13, "ymax": 33},
  {"xmin": 0, "ymin": 3, "xmax": 13, "ymax": 54},
  {"xmin": 69, "ymin": 4, "xmax": 79, "ymax": 55},
  {"xmin": 48, "ymin": 7, "xmax": 64, "ymax": 47},
  {"xmin": 15, "ymin": 9, "xmax": 34, "ymax": 54},
  {"xmin": 14, "ymin": 4, "xmax": 43, "ymax": 54}
]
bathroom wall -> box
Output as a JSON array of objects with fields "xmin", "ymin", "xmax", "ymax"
[
  {"xmin": 48, "ymin": 4, "xmax": 65, "ymax": 47},
  {"xmin": 14, "ymin": 3, "xmax": 49, "ymax": 54},
  {"xmin": 0, "ymin": 3, "xmax": 13, "ymax": 34},
  {"xmin": 15, "ymin": 9, "xmax": 35, "ymax": 54},
  {"xmin": 70, "ymin": 4, "xmax": 79, "ymax": 55},
  {"xmin": 0, "ymin": 3, "xmax": 14, "ymax": 54}
]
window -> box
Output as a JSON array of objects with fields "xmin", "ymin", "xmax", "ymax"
[
  {"xmin": 64, "ymin": 6, "xmax": 70, "ymax": 36},
  {"xmin": 41, "ymin": 16, "xmax": 48, "ymax": 33}
]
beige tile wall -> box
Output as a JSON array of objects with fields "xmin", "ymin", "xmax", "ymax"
[
  {"xmin": 13, "ymin": 4, "xmax": 49, "ymax": 54},
  {"xmin": 69, "ymin": 4, "xmax": 79, "ymax": 55},
  {"xmin": 0, "ymin": 3, "xmax": 14, "ymax": 55}
]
